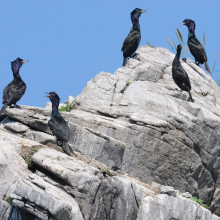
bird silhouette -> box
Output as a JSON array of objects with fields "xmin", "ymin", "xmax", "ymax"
[
  {"xmin": 172, "ymin": 45, "xmax": 194, "ymax": 102},
  {"xmin": 45, "ymin": 92, "xmax": 73, "ymax": 155},
  {"xmin": 122, "ymin": 8, "xmax": 146, "ymax": 66},
  {"xmin": 0, "ymin": 58, "xmax": 28, "ymax": 116},
  {"xmin": 180, "ymin": 19, "xmax": 211, "ymax": 73}
]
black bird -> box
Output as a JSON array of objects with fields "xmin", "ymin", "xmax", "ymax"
[
  {"xmin": 45, "ymin": 92, "xmax": 73, "ymax": 155},
  {"xmin": 0, "ymin": 58, "xmax": 28, "ymax": 116},
  {"xmin": 180, "ymin": 19, "xmax": 211, "ymax": 73},
  {"xmin": 172, "ymin": 45, "xmax": 194, "ymax": 102},
  {"xmin": 121, "ymin": 8, "xmax": 146, "ymax": 66}
]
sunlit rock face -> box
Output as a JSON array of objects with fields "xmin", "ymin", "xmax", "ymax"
[{"xmin": 1, "ymin": 46, "xmax": 220, "ymax": 219}]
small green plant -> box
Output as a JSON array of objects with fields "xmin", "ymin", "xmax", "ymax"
[
  {"xmin": 189, "ymin": 197, "xmax": 210, "ymax": 210},
  {"xmin": 22, "ymin": 147, "xmax": 38, "ymax": 169},
  {"xmin": 6, "ymin": 197, "xmax": 13, "ymax": 205},
  {"xmin": 59, "ymin": 102, "xmax": 73, "ymax": 112},
  {"xmin": 121, "ymin": 81, "xmax": 132, "ymax": 93}
]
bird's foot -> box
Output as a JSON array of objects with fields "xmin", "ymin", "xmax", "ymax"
[
  {"xmin": 131, "ymin": 53, "xmax": 138, "ymax": 58},
  {"xmin": 175, "ymin": 88, "xmax": 182, "ymax": 92},
  {"xmin": 10, "ymin": 104, "xmax": 21, "ymax": 109},
  {"xmin": 195, "ymin": 61, "xmax": 200, "ymax": 66},
  {"xmin": 15, "ymin": 105, "xmax": 21, "ymax": 109}
]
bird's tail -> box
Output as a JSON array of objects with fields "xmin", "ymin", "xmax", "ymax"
[
  {"xmin": 188, "ymin": 90, "xmax": 194, "ymax": 103},
  {"xmin": 0, "ymin": 103, "xmax": 8, "ymax": 116},
  {"xmin": 62, "ymin": 141, "xmax": 73, "ymax": 155},
  {"xmin": 204, "ymin": 61, "xmax": 211, "ymax": 73},
  {"xmin": 123, "ymin": 57, "xmax": 127, "ymax": 66}
]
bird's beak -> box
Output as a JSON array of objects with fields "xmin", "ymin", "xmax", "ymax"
[
  {"xmin": 140, "ymin": 10, "xmax": 147, "ymax": 14},
  {"xmin": 44, "ymin": 92, "xmax": 52, "ymax": 98},
  {"xmin": 179, "ymin": 22, "xmax": 185, "ymax": 26},
  {"xmin": 21, "ymin": 60, "xmax": 29, "ymax": 64}
]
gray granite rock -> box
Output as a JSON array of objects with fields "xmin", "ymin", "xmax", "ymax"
[
  {"xmin": 161, "ymin": 185, "xmax": 177, "ymax": 197},
  {"xmin": 4, "ymin": 122, "xmax": 28, "ymax": 133},
  {"xmin": 181, "ymin": 192, "xmax": 193, "ymax": 198},
  {"xmin": 1, "ymin": 46, "xmax": 220, "ymax": 218},
  {"xmin": 25, "ymin": 130, "xmax": 56, "ymax": 145}
]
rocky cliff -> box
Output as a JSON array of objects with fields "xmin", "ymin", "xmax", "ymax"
[{"xmin": 1, "ymin": 46, "xmax": 220, "ymax": 219}]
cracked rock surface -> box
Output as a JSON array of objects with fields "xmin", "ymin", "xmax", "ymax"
[{"xmin": 1, "ymin": 46, "xmax": 220, "ymax": 219}]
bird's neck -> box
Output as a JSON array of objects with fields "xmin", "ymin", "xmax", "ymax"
[
  {"xmin": 188, "ymin": 23, "xmax": 195, "ymax": 38},
  {"xmin": 13, "ymin": 71, "xmax": 22, "ymax": 80},
  {"xmin": 173, "ymin": 50, "xmax": 181, "ymax": 66},
  {"xmin": 132, "ymin": 15, "xmax": 140, "ymax": 30},
  {"xmin": 51, "ymin": 99, "xmax": 60, "ymax": 116}
]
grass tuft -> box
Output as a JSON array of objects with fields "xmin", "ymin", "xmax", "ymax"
[
  {"xmin": 203, "ymin": 32, "xmax": 205, "ymax": 48},
  {"xmin": 173, "ymin": 41, "xmax": 177, "ymax": 51},
  {"xmin": 211, "ymin": 52, "xmax": 220, "ymax": 77},
  {"xmin": 6, "ymin": 197, "xmax": 13, "ymax": 205},
  {"xmin": 189, "ymin": 197, "xmax": 210, "ymax": 210},
  {"xmin": 21, "ymin": 146, "xmax": 42, "ymax": 171},
  {"xmin": 165, "ymin": 36, "xmax": 173, "ymax": 50},
  {"xmin": 147, "ymin": 42, "xmax": 154, "ymax": 48},
  {"xmin": 175, "ymin": 30, "xmax": 181, "ymax": 44},
  {"xmin": 177, "ymin": 28, "xmax": 184, "ymax": 43},
  {"xmin": 59, "ymin": 102, "xmax": 73, "ymax": 112}
]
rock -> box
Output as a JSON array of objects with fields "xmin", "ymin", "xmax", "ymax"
[
  {"xmin": 151, "ymin": 182, "xmax": 161, "ymax": 190},
  {"xmin": 67, "ymin": 96, "xmax": 75, "ymax": 104},
  {"xmin": 161, "ymin": 185, "xmax": 177, "ymax": 197},
  {"xmin": 44, "ymin": 102, "xmax": 52, "ymax": 109},
  {"xmin": 4, "ymin": 121, "xmax": 29, "ymax": 133},
  {"xmin": 181, "ymin": 192, "xmax": 193, "ymax": 198},
  {"xmin": 25, "ymin": 130, "xmax": 56, "ymax": 145},
  {"xmin": 0, "ymin": 201, "xmax": 10, "ymax": 219},
  {"xmin": 0, "ymin": 129, "xmax": 41, "ymax": 201},
  {"xmin": 136, "ymin": 194, "xmax": 218, "ymax": 220},
  {"xmin": 1, "ymin": 45, "xmax": 220, "ymax": 218}
]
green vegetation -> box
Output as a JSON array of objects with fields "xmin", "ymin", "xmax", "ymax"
[
  {"xmin": 121, "ymin": 81, "xmax": 132, "ymax": 93},
  {"xmin": 59, "ymin": 102, "xmax": 73, "ymax": 112},
  {"xmin": 189, "ymin": 197, "xmax": 210, "ymax": 210},
  {"xmin": 22, "ymin": 147, "xmax": 38, "ymax": 170},
  {"xmin": 6, "ymin": 196, "xmax": 13, "ymax": 205},
  {"xmin": 165, "ymin": 30, "xmax": 220, "ymax": 86}
]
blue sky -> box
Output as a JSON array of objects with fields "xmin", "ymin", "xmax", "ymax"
[{"xmin": 0, "ymin": 1, "xmax": 219, "ymax": 107}]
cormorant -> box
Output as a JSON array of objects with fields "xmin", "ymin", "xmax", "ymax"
[
  {"xmin": 0, "ymin": 58, "xmax": 28, "ymax": 116},
  {"xmin": 180, "ymin": 19, "xmax": 211, "ymax": 73},
  {"xmin": 172, "ymin": 44, "xmax": 194, "ymax": 102},
  {"xmin": 121, "ymin": 8, "xmax": 146, "ymax": 66},
  {"xmin": 45, "ymin": 92, "xmax": 73, "ymax": 155}
]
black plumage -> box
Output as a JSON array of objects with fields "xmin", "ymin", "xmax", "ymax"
[
  {"xmin": 172, "ymin": 45, "xmax": 194, "ymax": 102},
  {"xmin": 122, "ymin": 8, "xmax": 146, "ymax": 66},
  {"xmin": 46, "ymin": 92, "xmax": 73, "ymax": 155},
  {"xmin": 0, "ymin": 58, "xmax": 28, "ymax": 116},
  {"xmin": 180, "ymin": 19, "xmax": 211, "ymax": 73}
]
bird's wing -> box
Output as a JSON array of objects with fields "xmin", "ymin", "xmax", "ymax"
[
  {"xmin": 121, "ymin": 29, "xmax": 140, "ymax": 54},
  {"xmin": 175, "ymin": 65, "xmax": 191, "ymax": 89},
  {"xmin": 3, "ymin": 80, "xmax": 26, "ymax": 104},
  {"xmin": 48, "ymin": 114, "xmax": 70, "ymax": 142},
  {"xmin": 188, "ymin": 37, "xmax": 207, "ymax": 61}
]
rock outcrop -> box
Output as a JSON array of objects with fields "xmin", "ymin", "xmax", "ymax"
[{"xmin": 1, "ymin": 46, "xmax": 220, "ymax": 219}]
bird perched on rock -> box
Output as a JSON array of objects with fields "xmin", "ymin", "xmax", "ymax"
[
  {"xmin": 172, "ymin": 44, "xmax": 194, "ymax": 102},
  {"xmin": 45, "ymin": 92, "xmax": 73, "ymax": 155},
  {"xmin": 121, "ymin": 8, "xmax": 146, "ymax": 66},
  {"xmin": 0, "ymin": 58, "xmax": 28, "ymax": 115},
  {"xmin": 180, "ymin": 19, "xmax": 211, "ymax": 73}
]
